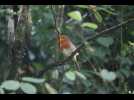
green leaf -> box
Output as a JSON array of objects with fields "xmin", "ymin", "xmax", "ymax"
[
  {"xmin": 65, "ymin": 71, "xmax": 76, "ymax": 81},
  {"xmin": 45, "ymin": 83, "xmax": 58, "ymax": 94},
  {"xmin": 93, "ymin": 11, "xmax": 103, "ymax": 23},
  {"xmin": 96, "ymin": 37, "xmax": 114, "ymax": 47},
  {"xmin": 0, "ymin": 88, "xmax": 4, "ymax": 94},
  {"xmin": 129, "ymin": 31, "xmax": 134, "ymax": 36},
  {"xmin": 92, "ymin": 47, "xmax": 108, "ymax": 59},
  {"xmin": 81, "ymin": 80, "xmax": 92, "ymax": 89},
  {"xmin": 20, "ymin": 83, "xmax": 37, "ymax": 94},
  {"xmin": 33, "ymin": 63, "xmax": 44, "ymax": 70},
  {"xmin": 75, "ymin": 71, "xmax": 87, "ymax": 80},
  {"xmin": 62, "ymin": 92, "xmax": 71, "ymax": 94},
  {"xmin": 62, "ymin": 77, "xmax": 74, "ymax": 85},
  {"xmin": 22, "ymin": 77, "xmax": 45, "ymax": 84},
  {"xmin": 100, "ymin": 69, "xmax": 116, "ymax": 81},
  {"xmin": 75, "ymin": 5, "xmax": 88, "ymax": 9},
  {"xmin": 1, "ymin": 80, "xmax": 20, "ymax": 91},
  {"xmin": 129, "ymin": 41, "xmax": 134, "ymax": 46},
  {"xmin": 67, "ymin": 11, "xmax": 82, "ymax": 21},
  {"xmin": 81, "ymin": 22, "xmax": 98, "ymax": 30},
  {"xmin": 98, "ymin": 7, "xmax": 117, "ymax": 15}
]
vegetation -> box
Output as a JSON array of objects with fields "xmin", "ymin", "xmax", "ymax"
[{"xmin": 0, "ymin": 5, "xmax": 134, "ymax": 94}]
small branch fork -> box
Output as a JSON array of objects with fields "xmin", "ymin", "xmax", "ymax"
[{"xmin": 37, "ymin": 17, "xmax": 134, "ymax": 77}]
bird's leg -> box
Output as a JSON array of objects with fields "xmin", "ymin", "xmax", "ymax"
[{"xmin": 73, "ymin": 53, "xmax": 80, "ymax": 71}]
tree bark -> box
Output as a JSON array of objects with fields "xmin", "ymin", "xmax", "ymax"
[{"xmin": 7, "ymin": 5, "xmax": 32, "ymax": 79}]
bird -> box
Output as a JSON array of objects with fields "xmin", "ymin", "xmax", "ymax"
[{"xmin": 58, "ymin": 35, "xmax": 80, "ymax": 70}]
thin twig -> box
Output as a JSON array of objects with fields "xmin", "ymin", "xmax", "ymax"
[
  {"xmin": 50, "ymin": 5, "xmax": 65, "ymax": 51},
  {"xmin": 50, "ymin": 5, "xmax": 61, "ymax": 35}
]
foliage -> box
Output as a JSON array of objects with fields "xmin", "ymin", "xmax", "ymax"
[
  {"xmin": 0, "ymin": 77, "xmax": 45, "ymax": 94},
  {"xmin": 0, "ymin": 5, "xmax": 134, "ymax": 94}
]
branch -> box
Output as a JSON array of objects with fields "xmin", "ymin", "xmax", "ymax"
[
  {"xmin": 37, "ymin": 18, "xmax": 134, "ymax": 77},
  {"xmin": 50, "ymin": 5, "xmax": 61, "ymax": 35},
  {"xmin": 50, "ymin": 5, "xmax": 65, "ymax": 50}
]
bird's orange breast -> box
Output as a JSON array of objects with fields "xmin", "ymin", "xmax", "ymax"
[{"xmin": 58, "ymin": 35, "xmax": 71, "ymax": 50}]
